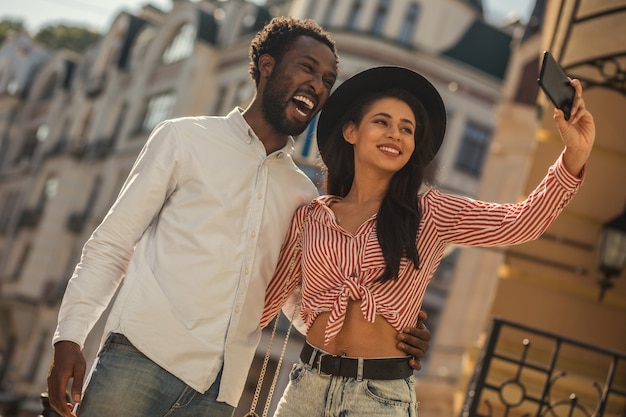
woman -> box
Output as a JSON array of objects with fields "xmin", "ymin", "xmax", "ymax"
[{"xmin": 261, "ymin": 66, "xmax": 594, "ymax": 416}]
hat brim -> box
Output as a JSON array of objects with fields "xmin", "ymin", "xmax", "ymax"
[{"xmin": 316, "ymin": 66, "xmax": 446, "ymax": 164}]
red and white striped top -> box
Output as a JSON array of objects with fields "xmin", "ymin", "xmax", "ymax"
[{"xmin": 261, "ymin": 154, "xmax": 583, "ymax": 346}]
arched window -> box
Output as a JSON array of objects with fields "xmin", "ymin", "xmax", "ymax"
[
  {"xmin": 162, "ymin": 23, "xmax": 195, "ymax": 64},
  {"xmin": 323, "ymin": 0, "xmax": 339, "ymax": 27},
  {"xmin": 455, "ymin": 121, "xmax": 492, "ymax": 177},
  {"xmin": 371, "ymin": 0, "xmax": 390, "ymax": 35},
  {"xmin": 141, "ymin": 92, "xmax": 176, "ymax": 132},
  {"xmin": 398, "ymin": 2, "xmax": 421, "ymax": 45},
  {"xmin": 347, "ymin": 0, "xmax": 363, "ymax": 30}
]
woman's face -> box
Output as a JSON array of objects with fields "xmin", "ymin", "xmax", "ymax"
[{"xmin": 343, "ymin": 97, "xmax": 416, "ymax": 175}]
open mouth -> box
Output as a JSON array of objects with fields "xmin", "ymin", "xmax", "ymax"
[
  {"xmin": 292, "ymin": 95, "xmax": 314, "ymax": 118},
  {"xmin": 378, "ymin": 145, "xmax": 401, "ymax": 156}
]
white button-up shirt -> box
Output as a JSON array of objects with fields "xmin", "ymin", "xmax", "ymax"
[{"xmin": 53, "ymin": 108, "xmax": 319, "ymax": 406}]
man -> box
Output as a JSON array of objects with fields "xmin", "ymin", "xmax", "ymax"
[{"xmin": 47, "ymin": 17, "xmax": 431, "ymax": 417}]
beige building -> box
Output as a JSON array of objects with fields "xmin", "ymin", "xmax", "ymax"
[
  {"xmin": 428, "ymin": 1, "xmax": 626, "ymax": 416},
  {"xmin": 0, "ymin": 0, "xmax": 624, "ymax": 416}
]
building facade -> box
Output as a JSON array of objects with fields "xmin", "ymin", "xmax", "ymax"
[{"xmin": 0, "ymin": 0, "xmax": 624, "ymax": 416}]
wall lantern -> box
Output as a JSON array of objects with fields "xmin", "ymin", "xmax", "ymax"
[{"xmin": 597, "ymin": 205, "xmax": 626, "ymax": 301}]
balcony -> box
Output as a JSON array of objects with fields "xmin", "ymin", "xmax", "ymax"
[
  {"xmin": 44, "ymin": 137, "xmax": 69, "ymax": 158},
  {"xmin": 84, "ymin": 137, "xmax": 114, "ymax": 159},
  {"xmin": 68, "ymin": 142, "xmax": 86, "ymax": 159},
  {"xmin": 462, "ymin": 317, "xmax": 626, "ymax": 416},
  {"xmin": 41, "ymin": 279, "xmax": 66, "ymax": 306},
  {"xmin": 66, "ymin": 212, "xmax": 87, "ymax": 234},
  {"xmin": 17, "ymin": 207, "xmax": 43, "ymax": 229}
]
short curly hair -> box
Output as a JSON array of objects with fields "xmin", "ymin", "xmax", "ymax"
[{"xmin": 249, "ymin": 17, "xmax": 338, "ymax": 86}]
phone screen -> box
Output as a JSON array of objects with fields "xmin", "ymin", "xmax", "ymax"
[{"xmin": 537, "ymin": 51, "xmax": 575, "ymax": 120}]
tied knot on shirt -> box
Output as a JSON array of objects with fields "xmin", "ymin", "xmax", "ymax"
[{"xmin": 324, "ymin": 273, "xmax": 379, "ymax": 346}]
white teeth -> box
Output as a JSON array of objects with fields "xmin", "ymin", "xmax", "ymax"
[
  {"xmin": 379, "ymin": 146, "xmax": 400, "ymax": 155},
  {"xmin": 293, "ymin": 95, "xmax": 314, "ymax": 109},
  {"xmin": 296, "ymin": 107, "xmax": 307, "ymax": 117}
]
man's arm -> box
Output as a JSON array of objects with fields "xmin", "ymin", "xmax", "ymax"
[
  {"xmin": 397, "ymin": 311, "xmax": 431, "ymax": 370},
  {"xmin": 47, "ymin": 341, "xmax": 85, "ymax": 416},
  {"xmin": 48, "ymin": 121, "xmax": 181, "ymax": 415}
]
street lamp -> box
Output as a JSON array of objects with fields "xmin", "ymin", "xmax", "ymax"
[{"xmin": 597, "ymin": 205, "xmax": 626, "ymax": 301}]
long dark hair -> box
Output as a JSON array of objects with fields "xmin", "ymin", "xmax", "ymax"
[{"xmin": 321, "ymin": 88, "xmax": 436, "ymax": 283}]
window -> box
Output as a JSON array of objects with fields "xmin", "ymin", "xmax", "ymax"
[
  {"xmin": 50, "ymin": 120, "xmax": 71, "ymax": 155},
  {"xmin": 14, "ymin": 131, "xmax": 38, "ymax": 164},
  {"xmin": 26, "ymin": 330, "xmax": 48, "ymax": 382},
  {"xmin": 212, "ymin": 85, "xmax": 228, "ymax": 115},
  {"xmin": 110, "ymin": 103, "xmax": 127, "ymax": 145},
  {"xmin": 40, "ymin": 75, "xmax": 57, "ymax": 100},
  {"xmin": 398, "ymin": 3, "xmax": 421, "ymax": 45},
  {"xmin": 141, "ymin": 92, "xmax": 176, "ymax": 132},
  {"xmin": 0, "ymin": 190, "xmax": 19, "ymax": 234},
  {"xmin": 455, "ymin": 122, "xmax": 492, "ymax": 176},
  {"xmin": 10, "ymin": 243, "xmax": 31, "ymax": 282},
  {"xmin": 299, "ymin": 114, "xmax": 318, "ymax": 159},
  {"xmin": 323, "ymin": 0, "xmax": 339, "ymax": 26},
  {"xmin": 235, "ymin": 81, "xmax": 253, "ymax": 108},
  {"xmin": 84, "ymin": 176, "xmax": 102, "ymax": 217},
  {"xmin": 347, "ymin": 0, "xmax": 363, "ymax": 30},
  {"xmin": 162, "ymin": 23, "xmax": 195, "ymax": 64},
  {"xmin": 371, "ymin": 0, "xmax": 390, "ymax": 36}
]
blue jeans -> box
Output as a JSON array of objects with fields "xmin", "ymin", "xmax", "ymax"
[
  {"xmin": 76, "ymin": 333, "xmax": 234, "ymax": 417},
  {"xmin": 272, "ymin": 360, "xmax": 418, "ymax": 417}
]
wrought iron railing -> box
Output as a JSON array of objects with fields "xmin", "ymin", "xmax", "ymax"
[
  {"xmin": 461, "ymin": 317, "xmax": 626, "ymax": 417},
  {"xmin": 553, "ymin": 1, "xmax": 626, "ymax": 98}
]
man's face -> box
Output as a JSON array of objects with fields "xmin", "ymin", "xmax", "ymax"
[{"xmin": 261, "ymin": 36, "xmax": 337, "ymax": 136}]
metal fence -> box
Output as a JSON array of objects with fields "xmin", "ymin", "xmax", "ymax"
[{"xmin": 461, "ymin": 317, "xmax": 626, "ymax": 417}]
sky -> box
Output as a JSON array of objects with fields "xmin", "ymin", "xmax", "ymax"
[{"xmin": 1, "ymin": 0, "xmax": 536, "ymax": 34}]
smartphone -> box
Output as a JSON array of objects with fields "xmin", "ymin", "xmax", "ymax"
[{"xmin": 537, "ymin": 51, "xmax": 575, "ymax": 120}]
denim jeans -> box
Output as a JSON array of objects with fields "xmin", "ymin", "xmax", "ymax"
[
  {"xmin": 272, "ymin": 360, "xmax": 418, "ymax": 417},
  {"xmin": 76, "ymin": 333, "xmax": 234, "ymax": 417}
]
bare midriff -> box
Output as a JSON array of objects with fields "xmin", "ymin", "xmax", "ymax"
[{"xmin": 306, "ymin": 299, "xmax": 405, "ymax": 357}]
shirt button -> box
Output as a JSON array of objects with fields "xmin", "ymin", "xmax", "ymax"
[
  {"xmin": 251, "ymin": 231, "xmax": 256, "ymax": 238},
  {"xmin": 244, "ymin": 268, "xmax": 249, "ymax": 275},
  {"xmin": 235, "ymin": 306, "xmax": 241, "ymax": 313},
  {"xmin": 257, "ymin": 193, "xmax": 263, "ymax": 199}
]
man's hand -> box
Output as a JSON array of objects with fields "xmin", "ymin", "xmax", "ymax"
[
  {"xmin": 396, "ymin": 311, "xmax": 431, "ymax": 370},
  {"xmin": 47, "ymin": 341, "xmax": 86, "ymax": 417}
]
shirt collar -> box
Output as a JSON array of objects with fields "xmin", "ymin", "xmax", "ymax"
[
  {"xmin": 225, "ymin": 107, "xmax": 296, "ymax": 158},
  {"xmin": 313, "ymin": 195, "xmax": 379, "ymax": 225},
  {"xmin": 314, "ymin": 195, "xmax": 342, "ymax": 207}
]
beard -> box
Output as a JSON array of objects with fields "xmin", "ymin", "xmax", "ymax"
[{"xmin": 261, "ymin": 71, "xmax": 310, "ymax": 136}]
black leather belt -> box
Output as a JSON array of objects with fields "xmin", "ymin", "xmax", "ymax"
[{"xmin": 300, "ymin": 342, "xmax": 413, "ymax": 380}]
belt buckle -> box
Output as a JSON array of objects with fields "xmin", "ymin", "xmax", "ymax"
[{"xmin": 316, "ymin": 353, "xmax": 333, "ymax": 377}]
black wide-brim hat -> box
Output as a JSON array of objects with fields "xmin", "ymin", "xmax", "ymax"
[{"xmin": 316, "ymin": 66, "xmax": 446, "ymax": 164}]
